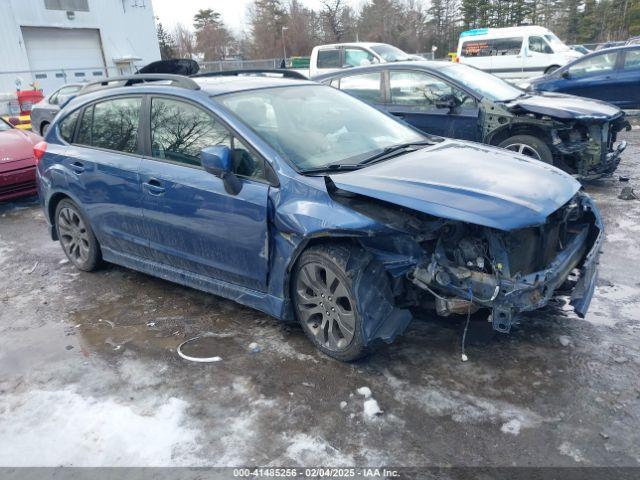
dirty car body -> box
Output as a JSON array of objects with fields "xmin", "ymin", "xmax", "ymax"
[
  {"xmin": 314, "ymin": 62, "xmax": 628, "ymax": 181},
  {"xmin": 37, "ymin": 75, "xmax": 603, "ymax": 360}
]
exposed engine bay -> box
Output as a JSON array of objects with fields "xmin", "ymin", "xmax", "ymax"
[
  {"xmin": 332, "ymin": 185, "xmax": 602, "ymax": 334},
  {"xmin": 481, "ymin": 97, "xmax": 630, "ymax": 180}
]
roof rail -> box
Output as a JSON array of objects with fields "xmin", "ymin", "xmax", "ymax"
[
  {"xmin": 192, "ymin": 69, "xmax": 308, "ymax": 80},
  {"xmin": 78, "ymin": 74, "xmax": 200, "ymax": 95}
]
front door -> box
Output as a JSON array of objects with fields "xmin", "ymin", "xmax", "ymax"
[
  {"xmin": 139, "ymin": 96, "xmax": 271, "ymax": 291},
  {"xmin": 386, "ymin": 69, "xmax": 479, "ymax": 140},
  {"xmin": 560, "ymin": 51, "xmax": 619, "ymax": 102}
]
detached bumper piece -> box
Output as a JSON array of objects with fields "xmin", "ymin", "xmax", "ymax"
[
  {"xmin": 580, "ymin": 140, "xmax": 626, "ymax": 181},
  {"xmin": 409, "ymin": 193, "xmax": 602, "ymax": 333}
]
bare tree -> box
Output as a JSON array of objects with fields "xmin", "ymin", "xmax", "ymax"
[{"xmin": 173, "ymin": 23, "xmax": 196, "ymax": 59}]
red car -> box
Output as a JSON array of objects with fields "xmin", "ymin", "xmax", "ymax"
[{"xmin": 0, "ymin": 118, "xmax": 42, "ymax": 201}]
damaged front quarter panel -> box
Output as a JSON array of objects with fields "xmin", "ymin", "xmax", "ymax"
[{"xmin": 482, "ymin": 94, "xmax": 629, "ymax": 181}]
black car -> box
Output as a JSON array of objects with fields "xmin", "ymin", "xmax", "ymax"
[{"xmin": 314, "ymin": 61, "xmax": 628, "ymax": 180}]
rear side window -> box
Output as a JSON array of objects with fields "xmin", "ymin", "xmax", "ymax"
[
  {"xmin": 76, "ymin": 97, "xmax": 141, "ymax": 154},
  {"xmin": 59, "ymin": 109, "xmax": 80, "ymax": 143},
  {"xmin": 623, "ymin": 50, "xmax": 640, "ymax": 70},
  {"xmin": 317, "ymin": 49, "xmax": 341, "ymax": 68},
  {"xmin": 529, "ymin": 36, "xmax": 553, "ymax": 54},
  {"xmin": 463, "ymin": 37, "xmax": 523, "ymax": 57},
  {"xmin": 339, "ymin": 72, "xmax": 383, "ymax": 103}
]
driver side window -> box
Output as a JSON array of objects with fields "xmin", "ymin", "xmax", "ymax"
[
  {"xmin": 389, "ymin": 70, "xmax": 474, "ymax": 110},
  {"xmin": 568, "ymin": 52, "xmax": 617, "ymax": 78},
  {"xmin": 150, "ymin": 98, "xmax": 265, "ymax": 180},
  {"xmin": 529, "ymin": 36, "xmax": 553, "ymax": 54}
]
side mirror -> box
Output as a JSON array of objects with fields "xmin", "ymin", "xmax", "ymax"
[
  {"xmin": 201, "ymin": 146, "xmax": 242, "ymax": 195},
  {"xmin": 561, "ymin": 70, "xmax": 570, "ymax": 79}
]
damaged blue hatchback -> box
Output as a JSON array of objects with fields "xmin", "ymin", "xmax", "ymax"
[{"xmin": 36, "ymin": 73, "xmax": 603, "ymax": 361}]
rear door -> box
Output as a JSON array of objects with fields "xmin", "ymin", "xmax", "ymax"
[
  {"xmin": 616, "ymin": 49, "xmax": 640, "ymax": 108},
  {"xmin": 138, "ymin": 96, "xmax": 271, "ymax": 291},
  {"xmin": 386, "ymin": 69, "xmax": 479, "ymax": 140},
  {"xmin": 336, "ymin": 71, "xmax": 385, "ymax": 109},
  {"xmin": 561, "ymin": 51, "xmax": 619, "ymax": 102},
  {"xmin": 65, "ymin": 96, "xmax": 147, "ymax": 257}
]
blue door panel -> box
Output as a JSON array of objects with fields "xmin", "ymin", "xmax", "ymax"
[
  {"xmin": 138, "ymin": 158, "xmax": 270, "ymax": 291},
  {"xmin": 62, "ymin": 145, "xmax": 146, "ymax": 256},
  {"xmin": 388, "ymin": 106, "xmax": 480, "ymax": 141}
]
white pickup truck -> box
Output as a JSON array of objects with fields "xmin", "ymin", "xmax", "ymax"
[{"xmin": 301, "ymin": 42, "xmax": 421, "ymax": 78}]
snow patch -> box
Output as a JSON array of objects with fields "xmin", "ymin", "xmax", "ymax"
[
  {"xmin": 559, "ymin": 441, "xmax": 586, "ymax": 463},
  {"xmin": 363, "ymin": 398, "xmax": 383, "ymax": 418},
  {"xmin": 0, "ymin": 389, "xmax": 201, "ymax": 466},
  {"xmin": 500, "ymin": 419, "xmax": 522, "ymax": 435},
  {"xmin": 357, "ymin": 386, "xmax": 372, "ymax": 398},
  {"xmin": 284, "ymin": 433, "xmax": 355, "ymax": 466}
]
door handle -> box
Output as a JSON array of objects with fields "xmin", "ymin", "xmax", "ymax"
[
  {"xmin": 392, "ymin": 112, "xmax": 406, "ymax": 119},
  {"xmin": 143, "ymin": 178, "xmax": 165, "ymax": 195},
  {"xmin": 70, "ymin": 161, "xmax": 85, "ymax": 174}
]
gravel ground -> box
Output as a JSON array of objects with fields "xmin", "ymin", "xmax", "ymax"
[{"xmin": 0, "ymin": 131, "xmax": 639, "ymax": 468}]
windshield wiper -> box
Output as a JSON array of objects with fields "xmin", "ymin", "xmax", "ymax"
[
  {"xmin": 300, "ymin": 163, "xmax": 362, "ymax": 174},
  {"xmin": 357, "ymin": 140, "xmax": 432, "ymax": 166}
]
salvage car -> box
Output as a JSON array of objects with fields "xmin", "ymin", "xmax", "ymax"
[
  {"xmin": 315, "ymin": 62, "xmax": 628, "ymax": 180},
  {"xmin": 30, "ymin": 83, "xmax": 84, "ymax": 136},
  {"xmin": 0, "ymin": 117, "xmax": 42, "ymax": 201},
  {"xmin": 523, "ymin": 45, "xmax": 640, "ymax": 110},
  {"xmin": 36, "ymin": 74, "xmax": 604, "ymax": 361}
]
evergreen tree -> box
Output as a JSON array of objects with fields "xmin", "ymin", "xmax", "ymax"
[{"xmin": 156, "ymin": 20, "xmax": 176, "ymax": 60}]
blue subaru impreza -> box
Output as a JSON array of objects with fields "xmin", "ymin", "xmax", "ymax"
[{"xmin": 35, "ymin": 73, "xmax": 603, "ymax": 361}]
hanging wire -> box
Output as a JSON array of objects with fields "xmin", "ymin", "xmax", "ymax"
[{"xmin": 461, "ymin": 287, "xmax": 473, "ymax": 362}]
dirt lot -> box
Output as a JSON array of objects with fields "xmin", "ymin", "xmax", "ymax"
[{"xmin": 1, "ymin": 131, "xmax": 639, "ymax": 468}]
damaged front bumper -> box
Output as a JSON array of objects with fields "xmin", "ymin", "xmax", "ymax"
[
  {"xmin": 410, "ymin": 194, "xmax": 603, "ymax": 333},
  {"xmin": 576, "ymin": 140, "xmax": 626, "ymax": 181}
]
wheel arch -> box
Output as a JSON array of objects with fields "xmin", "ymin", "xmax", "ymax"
[
  {"xmin": 40, "ymin": 120, "xmax": 50, "ymax": 135},
  {"xmin": 486, "ymin": 123, "xmax": 552, "ymax": 147}
]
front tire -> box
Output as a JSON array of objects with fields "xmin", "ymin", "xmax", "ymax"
[
  {"xmin": 498, "ymin": 134, "xmax": 554, "ymax": 164},
  {"xmin": 41, "ymin": 122, "xmax": 50, "ymax": 136},
  {"xmin": 292, "ymin": 244, "xmax": 372, "ymax": 361},
  {"xmin": 55, "ymin": 199, "xmax": 101, "ymax": 271},
  {"xmin": 545, "ymin": 65, "xmax": 561, "ymax": 74}
]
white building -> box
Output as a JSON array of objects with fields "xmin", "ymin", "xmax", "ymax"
[{"xmin": 0, "ymin": 0, "xmax": 161, "ymax": 96}]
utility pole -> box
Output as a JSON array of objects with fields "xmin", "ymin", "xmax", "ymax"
[{"xmin": 281, "ymin": 26, "xmax": 289, "ymax": 66}]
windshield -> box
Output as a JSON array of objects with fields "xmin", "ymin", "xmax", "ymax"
[
  {"xmin": 370, "ymin": 44, "xmax": 412, "ymax": 62},
  {"xmin": 440, "ymin": 64, "xmax": 523, "ymax": 101},
  {"xmin": 217, "ymin": 85, "xmax": 425, "ymax": 171},
  {"xmin": 544, "ymin": 33, "xmax": 570, "ymax": 52},
  {"xmin": 0, "ymin": 119, "xmax": 12, "ymax": 131}
]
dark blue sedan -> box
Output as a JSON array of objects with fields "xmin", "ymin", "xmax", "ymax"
[
  {"xmin": 525, "ymin": 45, "xmax": 640, "ymax": 109},
  {"xmin": 36, "ymin": 73, "xmax": 603, "ymax": 361},
  {"xmin": 314, "ymin": 62, "xmax": 628, "ymax": 180}
]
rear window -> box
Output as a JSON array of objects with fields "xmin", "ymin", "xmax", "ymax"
[
  {"xmin": 624, "ymin": 50, "xmax": 640, "ymax": 70},
  {"xmin": 76, "ymin": 97, "xmax": 141, "ymax": 154},
  {"xmin": 339, "ymin": 72, "xmax": 382, "ymax": 103},
  {"xmin": 317, "ymin": 49, "xmax": 341, "ymax": 69},
  {"xmin": 461, "ymin": 37, "xmax": 523, "ymax": 57},
  {"xmin": 59, "ymin": 109, "xmax": 80, "ymax": 143}
]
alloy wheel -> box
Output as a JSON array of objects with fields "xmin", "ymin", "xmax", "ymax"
[
  {"xmin": 295, "ymin": 261, "xmax": 356, "ymax": 351},
  {"xmin": 503, "ymin": 143, "xmax": 542, "ymax": 160},
  {"xmin": 57, "ymin": 207, "xmax": 90, "ymax": 263}
]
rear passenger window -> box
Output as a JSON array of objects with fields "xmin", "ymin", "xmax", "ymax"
[
  {"xmin": 150, "ymin": 98, "xmax": 265, "ymax": 180},
  {"xmin": 75, "ymin": 97, "xmax": 141, "ymax": 154},
  {"xmin": 59, "ymin": 109, "xmax": 80, "ymax": 143},
  {"xmin": 339, "ymin": 72, "xmax": 383, "ymax": 103},
  {"xmin": 317, "ymin": 49, "xmax": 341, "ymax": 68},
  {"xmin": 461, "ymin": 38, "xmax": 522, "ymax": 57}
]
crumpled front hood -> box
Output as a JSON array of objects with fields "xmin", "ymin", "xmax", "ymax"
[
  {"xmin": 505, "ymin": 92, "xmax": 622, "ymax": 120},
  {"xmin": 330, "ymin": 140, "xmax": 581, "ymax": 231}
]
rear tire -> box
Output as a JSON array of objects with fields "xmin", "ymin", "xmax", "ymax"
[
  {"xmin": 498, "ymin": 134, "xmax": 554, "ymax": 164},
  {"xmin": 545, "ymin": 65, "xmax": 561, "ymax": 74},
  {"xmin": 55, "ymin": 199, "xmax": 101, "ymax": 272}
]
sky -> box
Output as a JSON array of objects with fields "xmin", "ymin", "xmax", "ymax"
[{"xmin": 152, "ymin": 0, "xmax": 364, "ymax": 34}]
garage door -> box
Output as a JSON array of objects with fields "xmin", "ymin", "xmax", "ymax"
[{"xmin": 21, "ymin": 27, "xmax": 106, "ymax": 95}]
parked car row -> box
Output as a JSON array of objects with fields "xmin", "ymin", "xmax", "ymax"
[
  {"xmin": 315, "ymin": 61, "xmax": 629, "ymax": 180},
  {"xmin": 31, "ymin": 72, "xmax": 608, "ymax": 361}
]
